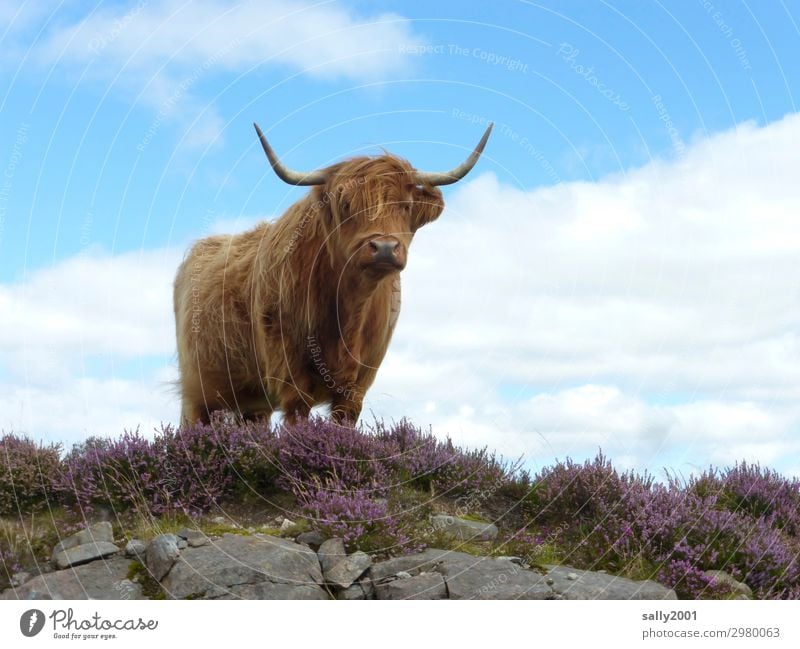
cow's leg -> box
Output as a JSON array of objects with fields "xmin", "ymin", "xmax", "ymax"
[
  {"xmin": 241, "ymin": 409, "xmax": 273, "ymax": 424},
  {"xmin": 330, "ymin": 383, "xmax": 364, "ymax": 426},
  {"xmin": 282, "ymin": 400, "xmax": 311, "ymax": 426},
  {"xmin": 181, "ymin": 400, "xmax": 211, "ymax": 427},
  {"xmin": 276, "ymin": 370, "xmax": 314, "ymax": 424},
  {"xmin": 233, "ymin": 388, "xmax": 274, "ymax": 425},
  {"xmin": 278, "ymin": 379, "xmax": 313, "ymax": 426}
]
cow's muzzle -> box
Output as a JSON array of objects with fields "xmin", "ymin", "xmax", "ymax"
[{"xmin": 366, "ymin": 237, "xmax": 406, "ymax": 272}]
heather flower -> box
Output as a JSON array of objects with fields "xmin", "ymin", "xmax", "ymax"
[
  {"xmin": 523, "ymin": 452, "xmax": 800, "ymax": 599},
  {"xmin": 0, "ymin": 434, "xmax": 62, "ymax": 516},
  {"xmin": 374, "ymin": 418, "xmax": 515, "ymax": 494},
  {"xmin": 297, "ymin": 477, "xmax": 416, "ymax": 554}
]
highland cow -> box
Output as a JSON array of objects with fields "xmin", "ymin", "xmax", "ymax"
[{"xmin": 173, "ymin": 120, "xmax": 492, "ymax": 426}]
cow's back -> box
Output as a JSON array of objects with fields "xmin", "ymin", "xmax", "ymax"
[{"xmin": 174, "ymin": 231, "xmax": 271, "ymax": 422}]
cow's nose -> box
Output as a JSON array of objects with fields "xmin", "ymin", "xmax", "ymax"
[{"xmin": 369, "ymin": 239, "xmax": 401, "ymax": 265}]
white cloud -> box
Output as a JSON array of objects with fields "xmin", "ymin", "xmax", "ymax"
[
  {"xmin": 0, "ymin": 246, "xmax": 180, "ymax": 382},
  {"xmin": 23, "ymin": 1, "xmax": 425, "ymax": 147},
  {"xmin": 0, "ymin": 372, "xmax": 178, "ymax": 447},
  {"xmin": 2, "ymin": 113, "xmax": 800, "ymax": 478},
  {"xmin": 39, "ymin": 0, "xmax": 422, "ymax": 81},
  {"xmin": 0, "ymin": 246, "xmax": 179, "ymax": 446}
]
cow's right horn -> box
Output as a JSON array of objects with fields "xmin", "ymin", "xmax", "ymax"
[
  {"xmin": 254, "ymin": 123, "xmax": 328, "ymax": 186},
  {"xmin": 413, "ymin": 123, "xmax": 493, "ymax": 186}
]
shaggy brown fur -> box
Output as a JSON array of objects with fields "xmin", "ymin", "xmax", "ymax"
[{"xmin": 174, "ymin": 155, "xmax": 444, "ymax": 425}]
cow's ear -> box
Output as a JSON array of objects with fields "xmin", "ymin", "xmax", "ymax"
[
  {"xmin": 328, "ymin": 183, "xmax": 351, "ymax": 225},
  {"xmin": 336, "ymin": 183, "xmax": 350, "ymax": 214},
  {"xmin": 411, "ymin": 184, "xmax": 444, "ymax": 229},
  {"xmin": 310, "ymin": 185, "xmax": 335, "ymax": 225}
]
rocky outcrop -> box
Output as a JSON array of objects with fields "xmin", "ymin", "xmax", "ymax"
[
  {"xmin": 161, "ymin": 534, "xmax": 327, "ymax": 600},
  {"xmin": 1, "ymin": 556, "xmax": 142, "ymax": 600},
  {"xmin": 296, "ymin": 530, "xmax": 328, "ymax": 551},
  {"xmin": 1, "ymin": 524, "xmax": 679, "ymax": 600},
  {"xmin": 50, "ymin": 522, "xmax": 120, "ymax": 570},
  {"xmin": 543, "ymin": 565, "xmax": 677, "ymax": 600},
  {"xmin": 125, "ymin": 539, "xmax": 147, "ymax": 561},
  {"xmin": 146, "ymin": 534, "xmax": 180, "ymax": 581},
  {"xmin": 317, "ymin": 538, "xmax": 347, "ymax": 576},
  {"xmin": 375, "ymin": 572, "xmax": 448, "ymax": 600},
  {"xmin": 176, "ymin": 528, "xmax": 209, "ymax": 548},
  {"xmin": 325, "ymin": 551, "xmax": 372, "ymax": 590},
  {"xmin": 369, "ymin": 550, "xmax": 675, "ymax": 600}
]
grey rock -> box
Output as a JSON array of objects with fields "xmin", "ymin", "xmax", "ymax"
[
  {"xmin": 373, "ymin": 548, "xmax": 551, "ymax": 600},
  {"xmin": 703, "ymin": 570, "xmax": 752, "ymax": 599},
  {"xmin": 296, "ymin": 531, "xmax": 327, "ymax": 550},
  {"xmin": 429, "ymin": 514, "xmax": 498, "ymax": 541},
  {"xmin": 115, "ymin": 579, "xmax": 143, "ymax": 600},
  {"xmin": 336, "ymin": 577, "xmax": 376, "ymax": 600},
  {"xmin": 317, "ymin": 538, "xmax": 347, "ymax": 576},
  {"xmin": 325, "ymin": 551, "xmax": 372, "ymax": 589},
  {"xmin": 566, "ymin": 572, "xmax": 579, "ymax": 580},
  {"xmin": 146, "ymin": 534, "xmax": 180, "ymax": 581},
  {"xmin": 11, "ymin": 572, "xmax": 31, "ymax": 587},
  {"xmin": 52, "ymin": 542, "xmax": 120, "ymax": 569},
  {"xmin": 279, "ymin": 519, "xmax": 295, "ymax": 534},
  {"xmin": 161, "ymin": 534, "xmax": 327, "ymax": 600},
  {"xmin": 205, "ymin": 582, "xmax": 329, "ymax": 600},
  {"xmin": 50, "ymin": 522, "xmax": 119, "ymax": 568},
  {"xmin": 52, "ymin": 522, "xmax": 114, "ymax": 556},
  {"xmin": 375, "ymin": 572, "xmax": 447, "ymax": 600},
  {"xmin": 395, "ymin": 571, "xmax": 412, "ymax": 579},
  {"xmin": 544, "ymin": 565, "xmax": 677, "ymax": 600},
  {"xmin": 176, "ymin": 529, "xmax": 209, "ymax": 548},
  {"xmin": 0, "ymin": 557, "xmax": 144, "ymax": 600},
  {"xmin": 435, "ymin": 553, "xmax": 553, "ymax": 600},
  {"xmin": 369, "ymin": 548, "xmax": 453, "ymax": 582},
  {"xmin": 177, "ymin": 539, "xmax": 188, "ymax": 550},
  {"xmin": 125, "ymin": 539, "xmax": 147, "ymax": 560}
]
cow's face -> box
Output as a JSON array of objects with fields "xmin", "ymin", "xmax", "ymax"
[
  {"xmin": 322, "ymin": 157, "xmax": 444, "ymax": 279},
  {"xmin": 253, "ymin": 120, "xmax": 490, "ymax": 281}
]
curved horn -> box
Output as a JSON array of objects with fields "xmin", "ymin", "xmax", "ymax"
[
  {"xmin": 254, "ymin": 122, "xmax": 328, "ymax": 186},
  {"xmin": 414, "ymin": 123, "xmax": 493, "ymax": 186}
]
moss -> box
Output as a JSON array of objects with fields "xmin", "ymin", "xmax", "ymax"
[
  {"xmin": 126, "ymin": 561, "xmax": 166, "ymax": 600},
  {"xmin": 120, "ymin": 512, "xmax": 195, "ymax": 544},
  {"xmin": 457, "ymin": 513, "xmax": 489, "ymax": 523},
  {"xmin": 201, "ymin": 523, "xmax": 250, "ymax": 537},
  {"xmin": 418, "ymin": 528, "xmax": 489, "ymax": 556},
  {"xmin": 276, "ymin": 517, "xmax": 308, "ymax": 538},
  {"xmin": 522, "ymin": 543, "xmax": 563, "ymax": 568}
]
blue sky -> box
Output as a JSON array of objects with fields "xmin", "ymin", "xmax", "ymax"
[{"xmin": 1, "ymin": 1, "xmax": 799, "ymax": 479}]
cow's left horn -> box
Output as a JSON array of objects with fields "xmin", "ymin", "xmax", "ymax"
[
  {"xmin": 254, "ymin": 122, "xmax": 328, "ymax": 186},
  {"xmin": 413, "ymin": 123, "xmax": 493, "ymax": 186}
]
